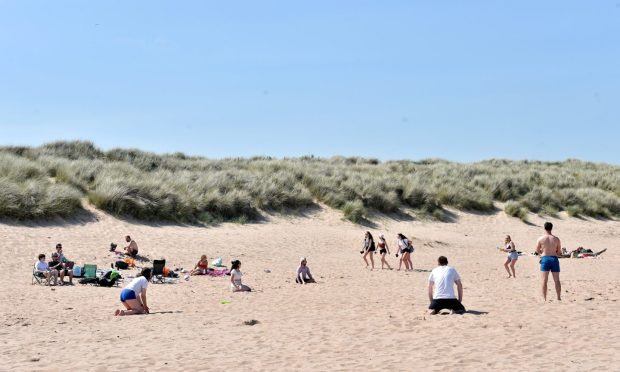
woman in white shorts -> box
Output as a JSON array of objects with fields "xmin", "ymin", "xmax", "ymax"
[{"xmin": 502, "ymin": 235, "xmax": 518, "ymax": 278}]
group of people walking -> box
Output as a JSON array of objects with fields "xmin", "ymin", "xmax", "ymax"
[{"xmin": 361, "ymin": 232, "xmax": 415, "ymax": 271}]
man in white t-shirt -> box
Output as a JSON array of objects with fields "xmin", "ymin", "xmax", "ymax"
[{"xmin": 428, "ymin": 256, "xmax": 466, "ymax": 315}]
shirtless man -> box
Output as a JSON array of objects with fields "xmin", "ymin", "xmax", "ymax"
[
  {"xmin": 535, "ymin": 222, "xmax": 562, "ymax": 301},
  {"xmin": 124, "ymin": 235, "xmax": 139, "ymax": 257}
]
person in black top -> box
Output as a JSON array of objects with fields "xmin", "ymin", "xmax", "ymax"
[{"xmin": 361, "ymin": 231, "xmax": 376, "ymax": 270}]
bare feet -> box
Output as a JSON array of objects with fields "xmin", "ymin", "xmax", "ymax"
[{"xmin": 114, "ymin": 309, "xmax": 122, "ymax": 316}]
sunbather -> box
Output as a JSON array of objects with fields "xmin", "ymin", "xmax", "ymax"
[
  {"xmin": 34, "ymin": 254, "xmax": 58, "ymax": 286},
  {"xmin": 115, "ymin": 268, "xmax": 151, "ymax": 316},
  {"xmin": 296, "ymin": 257, "xmax": 315, "ymax": 284},
  {"xmin": 377, "ymin": 235, "xmax": 392, "ymax": 270},
  {"xmin": 189, "ymin": 255, "xmax": 210, "ymax": 276},
  {"xmin": 124, "ymin": 235, "xmax": 139, "ymax": 257},
  {"xmin": 230, "ymin": 260, "xmax": 251, "ymax": 292}
]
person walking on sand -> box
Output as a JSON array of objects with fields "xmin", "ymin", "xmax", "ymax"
[
  {"xmin": 115, "ymin": 268, "xmax": 151, "ymax": 316},
  {"xmin": 377, "ymin": 235, "xmax": 392, "ymax": 270},
  {"xmin": 428, "ymin": 256, "xmax": 466, "ymax": 315},
  {"xmin": 396, "ymin": 233, "xmax": 413, "ymax": 271},
  {"xmin": 361, "ymin": 231, "xmax": 376, "ymax": 270},
  {"xmin": 501, "ymin": 235, "xmax": 518, "ymax": 278},
  {"xmin": 536, "ymin": 222, "xmax": 562, "ymax": 301}
]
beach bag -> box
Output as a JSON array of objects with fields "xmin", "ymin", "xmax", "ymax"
[
  {"xmin": 211, "ymin": 258, "xmax": 223, "ymax": 267},
  {"xmin": 73, "ymin": 266, "xmax": 82, "ymax": 277},
  {"xmin": 115, "ymin": 260, "xmax": 129, "ymax": 270}
]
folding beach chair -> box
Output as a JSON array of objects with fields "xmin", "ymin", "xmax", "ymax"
[
  {"xmin": 32, "ymin": 269, "xmax": 48, "ymax": 285},
  {"xmin": 79, "ymin": 264, "xmax": 99, "ymax": 285},
  {"xmin": 151, "ymin": 260, "xmax": 166, "ymax": 284}
]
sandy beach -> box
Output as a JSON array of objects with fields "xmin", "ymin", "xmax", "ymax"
[{"xmin": 2, "ymin": 205, "xmax": 619, "ymax": 371}]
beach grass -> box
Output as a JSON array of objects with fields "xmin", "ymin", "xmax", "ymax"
[{"xmin": 1, "ymin": 141, "xmax": 619, "ymax": 223}]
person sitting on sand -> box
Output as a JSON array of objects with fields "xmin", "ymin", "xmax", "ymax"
[
  {"xmin": 188, "ymin": 255, "xmax": 210, "ymax": 277},
  {"xmin": 361, "ymin": 231, "xmax": 376, "ymax": 270},
  {"xmin": 396, "ymin": 233, "xmax": 413, "ymax": 271},
  {"xmin": 35, "ymin": 254, "xmax": 58, "ymax": 286},
  {"xmin": 115, "ymin": 268, "xmax": 151, "ymax": 316},
  {"xmin": 428, "ymin": 256, "xmax": 466, "ymax": 315},
  {"xmin": 296, "ymin": 257, "xmax": 316, "ymax": 284},
  {"xmin": 500, "ymin": 235, "xmax": 518, "ymax": 278},
  {"xmin": 48, "ymin": 252, "xmax": 71, "ymax": 285},
  {"xmin": 377, "ymin": 235, "xmax": 392, "ymax": 270},
  {"xmin": 230, "ymin": 260, "xmax": 251, "ymax": 292},
  {"xmin": 55, "ymin": 243, "xmax": 74, "ymax": 284},
  {"xmin": 536, "ymin": 222, "xmax": 562, "ymax": 302},
  {"xmin": 124, "ymin": 235, "xmax": 139, "ymax": 258}
]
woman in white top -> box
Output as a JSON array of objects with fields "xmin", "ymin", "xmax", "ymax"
[
  {"xmin": 296, "ymin": 257, "xmax": 315, "ymax": 284},
  {"xmin": 115, "ymin": 268, "xmax": 152, "ymax": 316},
  {"xmin": 501, "ymin": 235, "xmax": 518, "ymax": 278},
  {"xmin": 396, "ymin": 233, "xmax": 414, "ymax": 271},
  {"xmin": 230, "ymin": 260, "xmax": 251, "ymax": 292}
]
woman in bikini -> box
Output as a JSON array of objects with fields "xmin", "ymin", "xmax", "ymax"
[
  {"xmin": 501, "ymin": 235, "xmax": 518, "ymax": 278},
  {"xmin": 189, "ymin": 255, "xmax": 210, "ymax": 276},
  {"xmin": 377, "ymin": 235, "xmax": 392, "ymax": 270}
]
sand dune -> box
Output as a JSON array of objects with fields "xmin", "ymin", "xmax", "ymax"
[{"xmin": 2, "ymin": 206, "xmax": 619, "ymax": 371}]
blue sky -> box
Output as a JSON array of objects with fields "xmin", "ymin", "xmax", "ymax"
[{"xmin": 1, "ymin": 1, "xmax": 619, "ymax": 163}]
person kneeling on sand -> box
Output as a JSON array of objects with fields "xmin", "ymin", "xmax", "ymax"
[
  {"xmin": 115, "ymin": 268, "xmax": 151, "ymax": 316},
  {"xmin": 35, "ymin": 254, "xmax": 59, "ymax": 286},
  {"xmin": 230, "ymin": 260, "xmax": 251, "ymax": 292},
  {"xmin": 188, "ymin": 255, "xmax": 210, "ymax": 276},
  {"xmin": 428, "ymin": 256, "xmax": 466, "ymax": 315},
  {"xmin": 296, "ymin": 257, "xmax": 316, "ymax": 284}
]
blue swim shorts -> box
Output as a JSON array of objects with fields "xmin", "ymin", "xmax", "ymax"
[
  {"xmin": 120, "ymin": 289, "xmax": 137, "ymax": 302},
  {"xmin": 540, "ymin": 256, "xmax": 560, "ymax": 273}
]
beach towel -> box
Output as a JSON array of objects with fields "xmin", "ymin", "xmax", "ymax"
[{"xmin": 206, "ymin": 268, "xmax": 230, "ymax": 277}]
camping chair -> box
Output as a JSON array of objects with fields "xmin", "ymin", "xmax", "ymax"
[
  {"xmin": 32, "ymin": 269, "xmax": 48, "ymax": 285},
  {"xmin": 152, "ymin": 260, "xmax": 166, "ymax": 284},
  {"xmin": 80, "ymin": 264, "xmax": 99, "ymax": 285}
]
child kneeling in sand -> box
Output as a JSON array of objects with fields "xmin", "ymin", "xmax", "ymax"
[
  {"xmin": 115, "ymin": 268, "xmax": 152, "ymax": 316},
  {"xmin": 230, "ymin": 260, "xmax": 251, "ymax": 292},
  {"xmin": 296, "ymin": 257, "xmax": 316, "ymax": 284}
]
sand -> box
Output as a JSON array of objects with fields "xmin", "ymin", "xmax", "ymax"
[{"xmin": 2, "ymin": 205, "xmax": 619, "ymax": 371}]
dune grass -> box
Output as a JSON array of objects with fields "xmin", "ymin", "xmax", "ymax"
[{"xmin": 1, "ymin": 141, "xmax": 619, "ymax": 223}]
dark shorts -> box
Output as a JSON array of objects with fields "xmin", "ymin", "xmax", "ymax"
[
  {"xmin": 120, "ymin": 289, "xmax": 137, "ymax": 302},
  {"xmin": 540, "ymin": 256, "xmax": 560, "ymax": 272},
  {"xmin": 379, "ymin": 249, "xmax": 387, "ymax": 255},
  {"xmin": 429, "ymin": 299, "xmax": 465, "ymax": 312},
  {"xmin": 368, "ymin": 247, "xmax": 375, "ymax": 252},
  {"xmin": 128, "ymin": 251, "xmax": 138, "ymax": 258}
]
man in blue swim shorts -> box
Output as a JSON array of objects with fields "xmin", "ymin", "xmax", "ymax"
[{"xmin": 536, "ymin": 222, "xmax": 562, "ymax": 301}]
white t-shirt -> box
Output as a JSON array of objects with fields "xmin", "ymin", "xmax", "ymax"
[
  {"xmin": 231, "ymin": 269, "xmax": 242, "ymax": 285},
  {"xmin": 35, "ymin": 261, "xmax": 49, "ymax": 272},
  {"xmin": 398, "ymin": 239, "xmax": 409, "ymax": 251},
  {"xmin": 428, "ymin": 266, "xmax": 461, "ymax": 299},
  {"xmin": 124, "ymin": 276, "xmax": 149, "ymax": 295}
]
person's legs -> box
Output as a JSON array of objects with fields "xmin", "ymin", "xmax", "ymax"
[
  {"xmin": 50, "ymin": 270, "xmax": 58, "ymax": 285},
  {"xmin": 449, "ymin": 299, "xmax": 466, "ymax": 314},
  {"xmin": 67, "ymin": 269, "xmax": 73, "ymax": 284},
  {"xmin": 551, "ymin": 272, "xmax": 561, "ymax": 301},
  {"xmin": 58, "ymin": 269, "xmax": 65, "ymax": 285},
  {"xmin": 509, "ymin": 260, "xmax": 517, "ymax": 278},
  {"xmin": 397, "ymin": 254, "xmax": 403, "ymax": 271},
  {"xmin": 403, "ymin": 253, "xmax": 411, "ymax": 271},
  {"xmin": 240, "ymin": 284, "xmax": 251, "ymax": 292},
  {"xmin": 363, "ymin": 251, "xmax": 370, "ymax": 268},
  {"xmin": 118, "ymin": 299, "xmax": 145, "ymax": 315},
  {"xmin": 43, "ymin": 272, "xmax": 51, "ymax": 285},
  {"xmin": 540, "ymin": 271, "xmax": 550, "ymax": 301},
  {"xmin": 407, "ymin": 253, "xmax": 413, "ymax": 271},
  {"xmin": 504, "ymin": 258, "xmax": 512, "ymax": 277},
  {"xmin": 381, "ymin": 253, "xmax": 392, "ymax": 270},
  {"xmin": 369, "ymin": 251, "xmax": 375, "ymax": 269}
]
